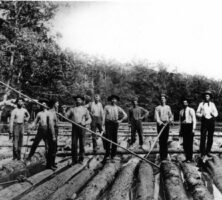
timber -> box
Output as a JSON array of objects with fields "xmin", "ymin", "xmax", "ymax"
[
  {"xmin": 161, "ymin": 161, "xmax": 188, "ymax": 200},
  {"xmin": 107, "ymin": 157, "xmax": 140, "ymax": 200},
  {"xmin": 135, "ymin": 161, "xmax": 155, "ymax": 200},
  {"xmin": 18, "ymin": 157, "xmax": 96, "ymax": 200},
  {"xmin": 47, "ymin": 157, "xmax": 103, "ymax": 200},
  {"xmin": 75, "ymin": 159, "xmax": 121, "ymax": 200},
  {"xmin": 180, "ymin": 162, "xmax": 214, "ymax": 200},
  {"xmin": 0, "ymin": 158, "xmax": 71, "ymax": 200},
  {"xmin": 205, "ymin": 155, "xmax": 222, "ymax": 194}
]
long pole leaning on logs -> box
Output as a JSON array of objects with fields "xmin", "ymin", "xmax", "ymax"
[
  {"xmin": 145, "ymin": 123, "xmax": 168, "ymax": 159},
  {"xmin": 0, "ymin": 80, "xmax": 159, "ymax": 169}
]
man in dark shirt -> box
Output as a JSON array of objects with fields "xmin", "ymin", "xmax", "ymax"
[{"xmin": 128, "ymin": 97, "xmax": 149, "ymax": 148}]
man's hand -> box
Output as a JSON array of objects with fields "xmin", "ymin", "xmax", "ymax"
[
  {"xmin": 52, "ymin": 136, "xmax": 56, "ymax": 141},
  {"xmin": 117, "ymin": 120, "xmax": 122, "ymax": 124}
]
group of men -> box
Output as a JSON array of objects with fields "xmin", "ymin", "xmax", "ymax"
[{"xmin": 7, "ymin": 89, "xmax": 218, "ymax": 168}]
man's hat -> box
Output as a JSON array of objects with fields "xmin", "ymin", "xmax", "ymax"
[
  {"xmin": 48, "ymin": 98, "xmax": 57, "ymax": 108},
  {"xmin": 180, "ymin": 96, "xmax": 190, "ymax": 104},
  {"xmin": 107, "ymin": 95, "xmax": 120, "ymax": 101},
  {"xmin": 131, "ymin": 96, "xmax": 138, "ymax": 102},
  {"xmin": 15, "ymin": 97, "xmax": 24, "ymax": 104},
  {"xmin": 203, "ymin": 90, "xmax": 213, "ymax": 98},
  {"xmin": 74, "ymin": 95, "xmax": 85, "ymax": 101},
  {"xmin": 160, "ymin": 93, "xmax": 167, "ymax": 99},
  {"xmin": 38, "ymin": 98, "xmax": 48, "ymax": 104}
]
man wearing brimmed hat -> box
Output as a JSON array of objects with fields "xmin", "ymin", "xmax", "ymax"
[
  {"xmin": 66, "ymin": 95, "xmax": 91, "ymax": 165},
  {"xmin": 128, "ymin": 96, "xmax": 149, "ymax": 148},
  {"xmin": 9, "ymin": 97, "xmax": 30, "ymax": 160},
  {"xmin": 26, "ymin": 98, "xmax": 49, "ymax": 161},
  {"xmin": 179, "ymin": 97, "xmax": 196, "ymax": 163},
  {"xmin": 196, "ymin": 90, "xmax": 218, "ymax": 159},
  {"xmin": 102, "ymin": 95, "xmax": 127, "ymax": 163},
  {"xmin": 89, "ymin": 94, "xmax": 104, "ymax": 153},
  {"xmin": 154, "ymin": 94, "xmax": 173, "ymax": 161}
]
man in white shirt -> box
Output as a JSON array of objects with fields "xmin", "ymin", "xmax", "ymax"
[
  {"xmin": 89, "ymin": 94, "xmax": 104, "ymax": 153},
  {"xmin": 102, "ymin": 95, "xmax": 127, "ymax": 163},
  {"xmin": 10, "ymin": 98, "xmax": 30, "ymax": 160},
  {"xmin": 179, "ymin": 98, "xmax": 196, "ymax": 162},
  {"xmin": 196, "ymin": 90, "xmax": 218, "ymax": 158}
]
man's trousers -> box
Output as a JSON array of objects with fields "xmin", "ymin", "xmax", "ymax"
[
  {"xmin": 91, "ymin": 116, "xmax": 103, "ymax": 151},
  {"xmin": 13, "ymin": 123, "xmax": 24, "ymax": 160},
  {"xmin": 157, "ymin": 123, "xmax": 170, "ymax": 160},
  {"xmin": 181, "ymin": 123, "xmax": 194, "ymax": 161},
  {"xmin": 130, "ymin": 120, "xmax": 143, "ymax": 145},
  {"xmin": 72, "ymin": 124, "xmax": 85, "ymax": 163},
  {"xmin": 200, "ymin": 117, "xmax": 215, "ymax": 156},
  {"xmin": 103, "ymin": 120, "xmax": 119, "ymax": 158}
]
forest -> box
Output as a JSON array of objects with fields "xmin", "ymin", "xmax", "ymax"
[{"xmin": 1, "ymin": 1, "xmax": 222, "ymax": 121}]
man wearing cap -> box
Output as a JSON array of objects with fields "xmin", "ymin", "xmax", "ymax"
[
  {"xmin": 26, "ymin": 98, "xmax": 49, "ymax": 161},
  {"xmin": 154, "ymin": 94, "xmax": 173, "ymax": 161},
  {"xmin": 66, "ymin": 95, "xmax": 92, "ymax": 165},
  {"xmin": 10, "ymin": 98, "xmax": 30, "ymax": 160},
  {"xmin": 196, "ymin": 90, "xmax": 218, "ymax": 158},
  {"xmin": 102, "ymin": 95, "xmax": 127, "ymax": 163},
  {"xmin": 89, "ymin": 94, "xmax": 104, "ymax": 153},
  {"xmin": 128, "ymin": 97, "xmax": 149, "ymax": 148},
  {"xmin": 179, "ymin": 98, "xmax": 196, "ymax": 162}
]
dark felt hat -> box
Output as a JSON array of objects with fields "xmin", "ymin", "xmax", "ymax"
[
  {"xmin": 38, "ymin": 98, "xmax": 48, "ymax": 104},
  {"xmin": 180, "ymin": 96, "xmax": 190, "ymax": 104},
  {"xmin": 131, "ymin": 96, "xmax": 138, "ymax": 102},
  {"xmin": 74, "ymin": 95, "xmax": 85, "ymax": 101},
  {"xmin": 107, "ymin": 95, "xmax": 120, "ymax": 101},
  {"xmin": 15, "ymin": 97, "xmax": 24, "ymax": 104},
  {"xmin": 160, "ymin": 93, "xmax": 168, "ymax": 99},
  {"xmin": 203, "ymin": 90, "xmax": 213, "ymax": 98}
]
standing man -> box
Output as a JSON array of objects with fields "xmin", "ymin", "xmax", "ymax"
[
  {"xmin": 103, "ymin": 95, "xmax": 127, "ymax": 163},
  {"xmin": 46, "ymin": 99, "xmax": 58, "ymax": 170},
  {"xmin": 10, "ymin": 98, "xmax": 30, "ymax": 160},
  {"xmin": 154, "ymin": 94, "xmax": 173, "ymax": 161},
  {"xmin": 66, "ymin": 95, "xmax": 91, "ymax": 165},
  {"xmin": 196, "ymin": 90, "xmax": 218, "ymax": 159},
  {"xmin": 26, "ymin": 98, "xmax": 49, "ymax": 161},
  {"xmin": 89, "ymin": 94, "xmax": 104, "ymax": 153},
  {"xmin": 128, "ymin": 97, "xmax": 149, "ymax": 148},
  {"xmin": 179, "ymin": 97, "xmax": 196, "ymax": 162}
]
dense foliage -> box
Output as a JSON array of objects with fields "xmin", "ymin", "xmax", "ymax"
[{"xmin": 1, "ymin": 2, "xmax": 222, "ymax": 121}]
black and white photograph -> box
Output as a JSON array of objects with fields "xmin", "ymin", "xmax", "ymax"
[{"xmin": 1, "ymin": 0, "xmax": 222, "ymax": 199}]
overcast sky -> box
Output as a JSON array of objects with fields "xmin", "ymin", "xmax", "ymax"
[{"xmin": 53, "ymin": 0, "xmax": 222, "ymax": 80}]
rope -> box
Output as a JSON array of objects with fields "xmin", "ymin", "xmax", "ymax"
[{"xmin": 0, "ymin": 81, "xmax": 159, "ymax": 169}]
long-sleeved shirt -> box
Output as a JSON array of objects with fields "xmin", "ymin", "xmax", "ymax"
[
  {"xmin": 10, "ymin": 108, "xmax": 30, "ymax": 133},
  {"xmin": 104, "ymin": 105, "xmax": 127, "ymax": 122},
  {"xmin": 66, "ymin": 106, "xmax": 92, "ymax": 125},
  {"xmin": 128, "ymin": 106, "xmax": 149, "ymax": 122},
  {"xmin": 90, "ymin": 101, "xmax": 104, "ymax": 119},
  {"xmin": 196, "ymin": 101, "xmax": 218, "ymax": 119},
  {"xmin": 179, "ymin": 107, "xmax": 196, "ymax": 130},
  {"xmin": 155, "ymin": 105, "xmax": 173, "ymax": 124}
]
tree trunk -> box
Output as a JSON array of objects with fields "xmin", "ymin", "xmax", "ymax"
[
  {"xmin": 161, "ymin": 161, "xmax": 188, "ymax": 200},
  {"xmin": 75, "ymin": 159, "xmax": 121, "ymax": 200},
  {"xmin": 181, "ymin": 162, "xmax": 214, "ymax": 200},
  {"xmin": 107, "ymin": 157, "xmax": 140, "ymax": 200},
  {"xmin": 135, "ymin": 161, "xmax": 155, "ymax": 200}
]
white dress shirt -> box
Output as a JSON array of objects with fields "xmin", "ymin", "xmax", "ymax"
[{"xmin": 196, "ymin": 101, "xmax": 218, "ymax": 119}]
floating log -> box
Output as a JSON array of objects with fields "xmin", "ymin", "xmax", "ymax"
[
  {"xmin": 107, "ymin": 157, "xmax": 140, "ymax": 200},
  {"xmin": 135, "ymin": 161, "xmax": 155, "ymax": 200},
  {"xmin": 0, "ymin": 158, "xmax": 71, "ymax": 200},
  {"xmin": 47, "ymin": 157, "xmax": 103, "ymax": 200},
  {"xmin": 180, "ymin": 162, "xmax": 213, "ymax": 200},
  {"xmin": 75, "ymin": 159, "xmax": 121, "ymax": 200},
  {"xmin": 161, "ymin": 161, "xmax": 188, "ymax": 200},
  {"xmin": 205, "ymin": 155, "xmax": 222, "ymax": 194},
  {"xmin": 18, "ymin": 157, "xmax": 94, "ymax": 200}
]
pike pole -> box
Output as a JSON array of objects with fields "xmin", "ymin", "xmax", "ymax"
[{"xmin": 0, "ymin": 81, "xmax": 159, "ymax": 169}]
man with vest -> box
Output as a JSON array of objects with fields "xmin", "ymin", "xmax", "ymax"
[
  {"xmin": 196, "ymin": 90, "xmax": 218, "ymax": 159},
  {"xmin": 179, "ymin": 97, "xmax": 196, "ymax": 162}
]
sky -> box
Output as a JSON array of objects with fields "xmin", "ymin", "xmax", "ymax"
[{"xmin": 53, "ymin": 0, "xmax": 222, "ymax": 80}]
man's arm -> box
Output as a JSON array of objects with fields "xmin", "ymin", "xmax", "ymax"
[
  {"xmin": 47, "ymin": 114, "xmax": 56, "ymax": 140},
  {"xmin": 196, "ymin": 103, "xmax": 203, "ymax": 118},
  {"xmin": 154, "ymin": 107, "xmax": 162, "ymax": 125},
  {"xmin": 65, "ymin": 108, "xmax": 73, "ymax": 119},
  {"xmin": 140, "ymin": 107, "xmax": 149, "ymax": 120},
  {"xmin": 168, "ymin": 106, "xmax": 174, "ymax": 122},
  {"xmin": 84, "ymin": 109, "xmax": 92, "ymax": 125},
  {"xmin": 31, "ymin": 113, "xmax": 40, "ymax": 129},
  {"xmin": 191, "ymin": 108, "xmax": 197, "ymax": 131},
  {"xmin": 118, "ymin": 107, "xmax": 127, "ymax": 123},
  {"xmin": 24, "ymin": 109, "xmax": 30, "ymax": 122},
  {"xmin": 211, "ymin": 103, "xmax": 218, "ymax": 118},
  {"xmin": 9, "ymin": 109, "xmax": 16, "ymax": 134},
  {"xmin": 103, "ymin": 106, "xmax": 107, "ymax": 125},
  {"xmin": 179, "ymin": 110, "xmax": 182, "ymax": 135}
]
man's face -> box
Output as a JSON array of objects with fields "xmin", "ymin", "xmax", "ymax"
[
  {"xmin": 111, "ymin": 98, "xmax": 117, "ymax": 104},
  {"xmin": 17, "ymin": 100, "xmax": 23, "ymax": 107},
  {"xmin": 133, "ymin": 100, "xmax": 138, "ymax": 106},
  {"xmin": 76, "ymin": 98, "xmax": 83, "ymax": 105},
  {"xmin": 95, "ymin": 95, "xmax": 100, "ymax": 102},
  {"xmin": 42, "ymin": 102, "xmax": 47, "ymax": 108},
  {"xmin": 183, "ymin": 100, "xmax": 188, "ymax": 107},
  {"xmin": 161, "ymin": 96, "xmax": 166, "ymax": 104},
  {"xmin": 55, "ymin": 101, "xmax": 59, "ymax": 108},
  {"xmin": 205, "ymin": 94, "xmax": 210, "ymax": 101}
]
